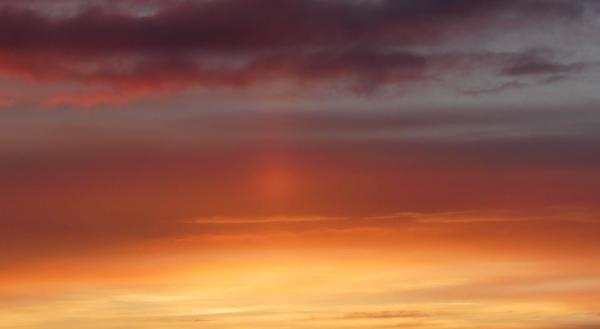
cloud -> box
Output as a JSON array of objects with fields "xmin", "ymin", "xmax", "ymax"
[
  {"xmin": 0, "ymin": 0, "xmax": 595, "ymax": 104},
  {"xmin": 342, "ymin": 310, "xmax": 430, "ymax": 319},
  {"xmin": 2, "ymin": 95, "xmax": 600, "ymax": 269},
  {"xmin": 462, "ymin": 81, "xmax": 526, "ymax": 95},
  {"xmin": 189, "ymin": 215, "xmax": 344, "ymax": 225},
  {"xmin": 0, "ymin": 0, "xmax": 509, "ymax": 53},
  {"xmin": 541, "ymin": 326, "xmax": 600, "ymax": 329},
  {"xmin": 502, "ymin": 55, "xmax": 585, "ymax": 77},
  {"xmin": 45, "ymin": 90, "xmax": 147, "ymax": 108}
]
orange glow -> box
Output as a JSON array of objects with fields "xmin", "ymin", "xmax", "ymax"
[
  {"xmin": 1, "ymin": 1, "xmax": 599, "ymax": 328},
  {"xmin": 258, "ymin": 157, "xmax": 296, "ymax": 201}
]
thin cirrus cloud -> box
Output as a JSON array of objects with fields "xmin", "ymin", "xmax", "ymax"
[{"xmin": 341, "ymin": 310, "xmax": 430, "ymax": 319}]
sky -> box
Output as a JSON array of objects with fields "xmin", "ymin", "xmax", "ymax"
[{"xmin": 1, "ymin": 1, "xmax": 600, "ymax": 328}]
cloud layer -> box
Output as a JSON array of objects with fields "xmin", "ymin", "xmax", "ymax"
[
  {"xmin": 1, "ymin": 2, "xmax": 600, "ymax": 329},
  {"xmin": 0, "ymin": 0, "xmax": 596, "ymax": 106}
]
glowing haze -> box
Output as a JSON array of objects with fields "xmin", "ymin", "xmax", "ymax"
[{"xmin": 1, "ymin": 1, "xmax": 600, "ymax": 329}]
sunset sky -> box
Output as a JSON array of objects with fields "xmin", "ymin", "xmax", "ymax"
[{"xmin": 1, "ymin": 1, "xmax": 600, "ymax": 329}]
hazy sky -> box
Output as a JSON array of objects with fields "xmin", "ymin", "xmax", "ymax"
[{"xmin": 1, "ymin": 1, "xmax": 600, "ymax": 329}]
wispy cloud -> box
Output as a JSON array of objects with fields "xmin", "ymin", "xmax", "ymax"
[
  {"xmin": 188, "ymin": 215, "xmax": 345, "ymax": 225},
  {"xmin": 342, "ymin": 310, "xmax": 430, "ymax": 320}
]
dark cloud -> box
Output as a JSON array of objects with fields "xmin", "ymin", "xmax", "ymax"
[
  {"xmin": 0, "ymin": 0, "xmax": 508, "ymax": 53},
  {"xmin": 502, "ymin": 57, "xmax": 585, "ymax": 77},
  {"xmin": 462, "ymin": 81, "xmax": 526, "ymax": 95},
  {"xmin": 0, "ymin": 0, "xmax": 594, "ymax": 96}
]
